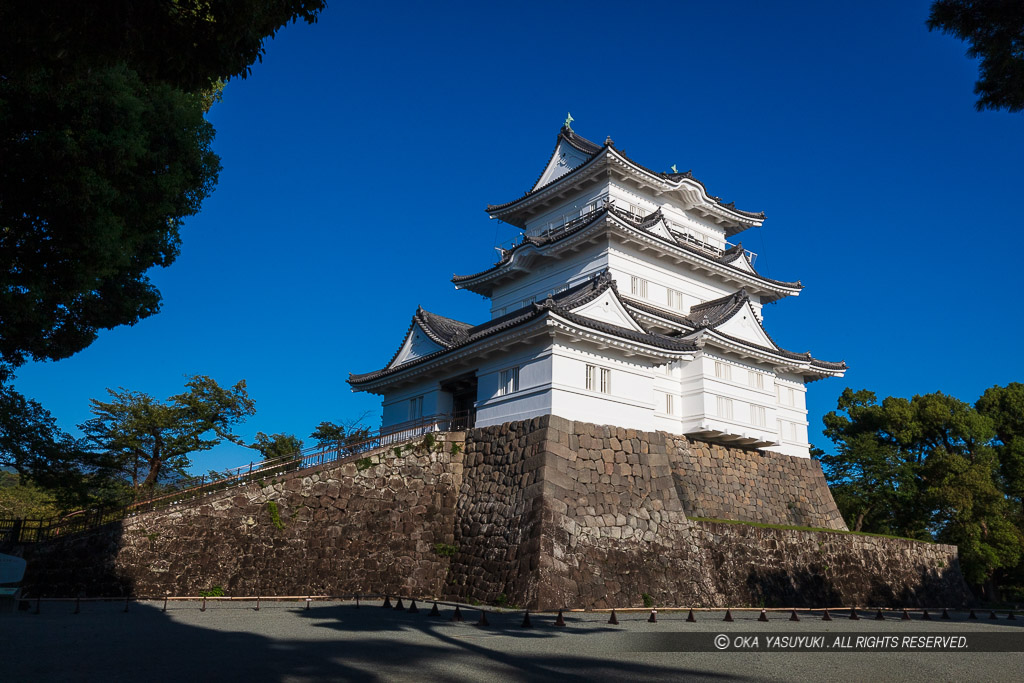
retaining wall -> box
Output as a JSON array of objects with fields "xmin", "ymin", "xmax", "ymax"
[{"xmin": 8, "ymin": 418, "xmax": 973, "ymax": 608}]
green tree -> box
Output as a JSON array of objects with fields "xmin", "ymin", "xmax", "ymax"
[
  {"xmin": 927, "ymin": 0, "xmax": 1024, "ymax": 112},
  {"xmin": 0, "ymin": 2, "xmax": 327, "ymax": 372},
  {"xmin": 0, "ymin": 1, "xmax": 326, "ymax": 505},
  {"xmin": 0, "ymin": 470, "xmax": 59, "ymax": 519},
  {"xmin": 976, "ymin": 382, "xmax": 1024, "ymax": 515},
  {"xmin": 81, "ymin": 376, "xmax": 255, "ymax": 494},
  {"xmin": 0, "ymin": 383, "xmax": 91, "ymax": 505},
  {"xmin": 310, "ymin": 419, "xmax": 373, "ymax": 455},
  {"xmin": 820, "ymin": 388, "xmax": 1022, "ymax": 597},
  {"xmin": 251, "ymin": 432, "xmax": 304, "ymax": 461},
  {"xmin": 820, "ymin": 389, "xmax": 928, "ymax": 536}
]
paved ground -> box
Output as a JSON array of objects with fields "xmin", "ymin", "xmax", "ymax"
[{"xmin": 2, "ymin": 600, "xmax": 1023, "ymax": 682}]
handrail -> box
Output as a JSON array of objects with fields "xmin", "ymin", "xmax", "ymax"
[{"xmin": 0, "ymin": 411, "xmax": 474, "ymax": 544}]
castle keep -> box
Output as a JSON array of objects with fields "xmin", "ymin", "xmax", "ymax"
[{"xmin": 350, "ymin": 123, "xmax": 844, "ymax": 458}]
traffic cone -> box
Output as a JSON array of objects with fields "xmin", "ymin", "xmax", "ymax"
[
  {"xmin": 451, "ymin": 605, "xmax": 463, "ymax": 622},
  {"xmin": 849, "ymin": 607, "xmax": 860, "ymax": 620},
  {"xmin": 687, "ymin": 609, "xmax": 697, "ymax": 623},
  {"xmin": 521, "ymin": 611, "xmax": 532, "ymax": 628},
  {"xmin": 724, "ymin": 609, "xmax": 734, "ymax": 622},
  {"xmin": 554, "ymin": 610, "xmax": 566, "ymax": 627},
  {"xmin": 789, "ymin": 610, "xmax": 800, "ymax": 622},
  {"xmin": 901, "ymin": 609, "xmax": 911, "ymax": 620},
  {"xmin": 822, "ymin": 609, "xmax": 832, "ymax": 621},
  {"xmin": 758, "ymin": 609, "xmax": 769, "ymax": 622},
  {"xmin": 921, "ymin": 610, "xmax": 931, "ymax": 620},
  {"xmin": 477, "ymin": 610, "xmax": 489, "ymax": 627},
  {"xmin": 394, "ymin": 598, "xmax": 404, "ymax": 610},
  {"xmin": 430, "ymin": 602, "xmax": 441, "ymax": 617},
  {"xmin": 608, "ymin": 609, "xmax": 619, "ymax": 625},
  {"xmin": 969, "ymin": 610, "xmax": 978, "ymax": 619},
  {"xmin": 648, "ymin": 609, "xmax": 658, "ymax": 623},
  {"xmin": 407, "ymin": 600, "xmax": 419, "ymax": 613},
  {"xmin": 875, "ymin": 609, "xmax": 885, "ymax": 621},
  {"xmin": 941, "ymin": 608, "xmax": 951, "ymax": 620},
  {"xmin": 382, "ymin": 596, "xmax": 392, "ymax": 609}
]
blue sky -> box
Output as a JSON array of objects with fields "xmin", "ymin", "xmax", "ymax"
[{"xmin": 12, "ymin": 1, "xmax": 1024, "ymax": 472}]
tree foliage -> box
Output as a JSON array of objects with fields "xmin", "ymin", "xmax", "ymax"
[
  {"xmin": 819, "ymin": 386, "xmax": 1024, "ymax": 598},
  {"xmin": 310, "ymin": 419, "xmax": 373, "ymax": 455},
  {"xmin": 927, "ymin": 0, "xmax": 1024, "ymax": 112},
  {"xmin": 80, "ymin": 376, "xmax": 255, "ymax": 494},
  {"xmin": 0, "ymin": 470, "xmax": 59, "ymax": 519},
  {"xmin": 0, "ymin": 2, "xmax": 327, "ymax": 372},
  {"xmin": 251, "ymin": 432, "xmax": 304, "ymax": 461}
]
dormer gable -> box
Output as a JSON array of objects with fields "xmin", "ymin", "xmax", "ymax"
[
  {"xmin": 388, "ymin": 320, "xmax": 445, "ymax": 368},
  {"xmin": 713, "ymin": 299, "xmax": 777, "ymax": 348},
  {"xmin": 565, "ymin": 282, "xmax": 646, "ymax": 332},
  {"xmin": 531, "ymin": 127, "xmax": 601, "ymax": 191}
]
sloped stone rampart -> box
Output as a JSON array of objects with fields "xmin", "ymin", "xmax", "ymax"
[
  {"xmin": 9, "ymin": 419, "xmax": 972, "ymax": 609},
  {"xmin": 692, "ymin": 521, "xmax": 966, "ymax": 608},
  {"xmin": 669, "ymin": 439, "xmax": 848, "ymax": 530},
  {"xmin": 15, "ymin": 434, "xmax": 465, "ymax": 598}
]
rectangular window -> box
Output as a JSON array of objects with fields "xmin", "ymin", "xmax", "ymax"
[
  {"xmin": 790, "ymin": 421, "xmax": 799, "ymax": 441},
  {"xmin": 748, "ymin": 369, "xmax": 764, "ymax": 390},
  {"xmin": 521, "ymin": 296, "xmax": 535, "ymax": 309},
  {"xmin": 714, "ymin": 361, "xmax": 731, "ymax": 381},
  {"xmin": 498, "ymin": 366, "xmax": 519, "ymax": 396},
  {"xmin": 668, "ymin": 288, "xmax": 684, "ymax": 310},
  {"xmin": 716, "ymin": 396, "xmax": 733, "ymax": 420},
  {"xmin": 408, "ymin": 396, "xmax": 424, "ymax": 421},
  {"xmin": 751, "ymin": 404, "xmax": 766, "ymax": 427},
  {"xmin": 586, "ymin": 365, "xmax": 610, "ymax": 393},
  {"xmin": 665, "ymin": 393, "xmax": 675, "ymax": 416},
  {"xmin": 778, "ymin": 385, "xmax": 795, "ymax": 407},
  {"xmin": 630, "ymin": 276, "xmax": 648, "ymax": 298}
]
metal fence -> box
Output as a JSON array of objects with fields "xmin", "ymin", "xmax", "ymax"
[{"xmin": 0, "ymin": 412, "xmax": 472, "ymax": 545}]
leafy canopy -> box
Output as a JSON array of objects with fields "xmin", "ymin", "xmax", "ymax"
[
  {"xmin": 0, "ymin": 1, "xmax": 327, "ymax": 373},
  {"xmin": 81, "ymin": 375, "xmax": 255, "ymax": 493},
  {"xmin": 927, "ymin": 0, "xmax": 1024, "ymax": 112},
  {"xmin": 819, "ymin": 386, "xmax": 1024, "ymax": 594},
  {"xmin": 251, "ymin": 432, "xmax": 305, "ymax": 461}
]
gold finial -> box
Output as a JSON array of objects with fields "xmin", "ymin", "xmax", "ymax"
[{"xmin": 564, "ymin": 112, "xmax": 574, "ymax": 130}]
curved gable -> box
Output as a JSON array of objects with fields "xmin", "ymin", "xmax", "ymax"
[{"xmin": 389, "ymin": 322, "xmax": 445, "ymax": 368}]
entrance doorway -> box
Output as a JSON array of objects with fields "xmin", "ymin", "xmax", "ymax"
[{"xmin": 440, "ymin": 373, "xmax": 477, "ymax": 430}]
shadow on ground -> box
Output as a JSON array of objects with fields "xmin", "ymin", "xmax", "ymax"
[{"xmin": 0, "ymin": 600, "xmax": 746, "ymax": 682}]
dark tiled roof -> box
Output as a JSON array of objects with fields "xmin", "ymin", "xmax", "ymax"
[
  {"xmin": 702, "ymin": 328, "xmax": 847, "ymax": 372},
  {"xmin": 687, "ymin": 289, "xmax": 752, "ymax": 328},
  {"xmin": 349, "ymin": 272, "xmax": 696, "ymax": 386},
  {"xmin": 625, "ymin": 288, "xmax": 846, "ymax": 373},
  {"xmin": 487, "ymin": 127, "xmax": 764, "ymax": 221},
  {"xmin": 453, "ymin": 207, "xmax": 802, "ymax": 294},
  {"xmin": 452, "ymin": 208, "xmax": 609, "ymax": 284},
  {"xmin": 416, "ymin": 307, "xmax": 473, "ymax": 346}
]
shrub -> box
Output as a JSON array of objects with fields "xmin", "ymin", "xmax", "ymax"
[
  {"xmin": 433, "ymin": 542, "xmax": 458, "ymax": 557},
  {"xmin": 642, "ymin": 593, "xmax": 654, "ymax": 608},
  {"xmin": 267, "ymin": 500, "xmax": 285, "ymax": 530}
]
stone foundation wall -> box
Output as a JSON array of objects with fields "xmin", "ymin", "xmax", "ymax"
[
  {"xmin": 10, "ymin": 418, "xmax": 973, "ymax": 609},
  {"xmin": 446, "ymin": 420, "xmax": 545, "ymax": 607},
  {"xmin": 669, "ymin": 439, "xmax": 847, "ymax": 530},
  {"xmin": 15, "ymin": 434, "xmax": 465, "ymax": 598},
  {"xmin": 692, "ymin": 521, "xmax": 967, "ymax": 608}
]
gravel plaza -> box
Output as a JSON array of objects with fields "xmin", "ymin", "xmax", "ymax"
[{"xmin": 2, "ymin": 599, "xmax": 1023, "ymax": 682}]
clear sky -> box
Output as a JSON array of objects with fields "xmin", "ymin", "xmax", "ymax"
[{"xmin": 12, "ymin": 0, "xmax": 1024, "ymax": 472}]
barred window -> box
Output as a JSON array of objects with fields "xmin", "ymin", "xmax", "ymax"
[{"xmin": 498, "ymin": 366, "xmax": 520, "ymax": 396}]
